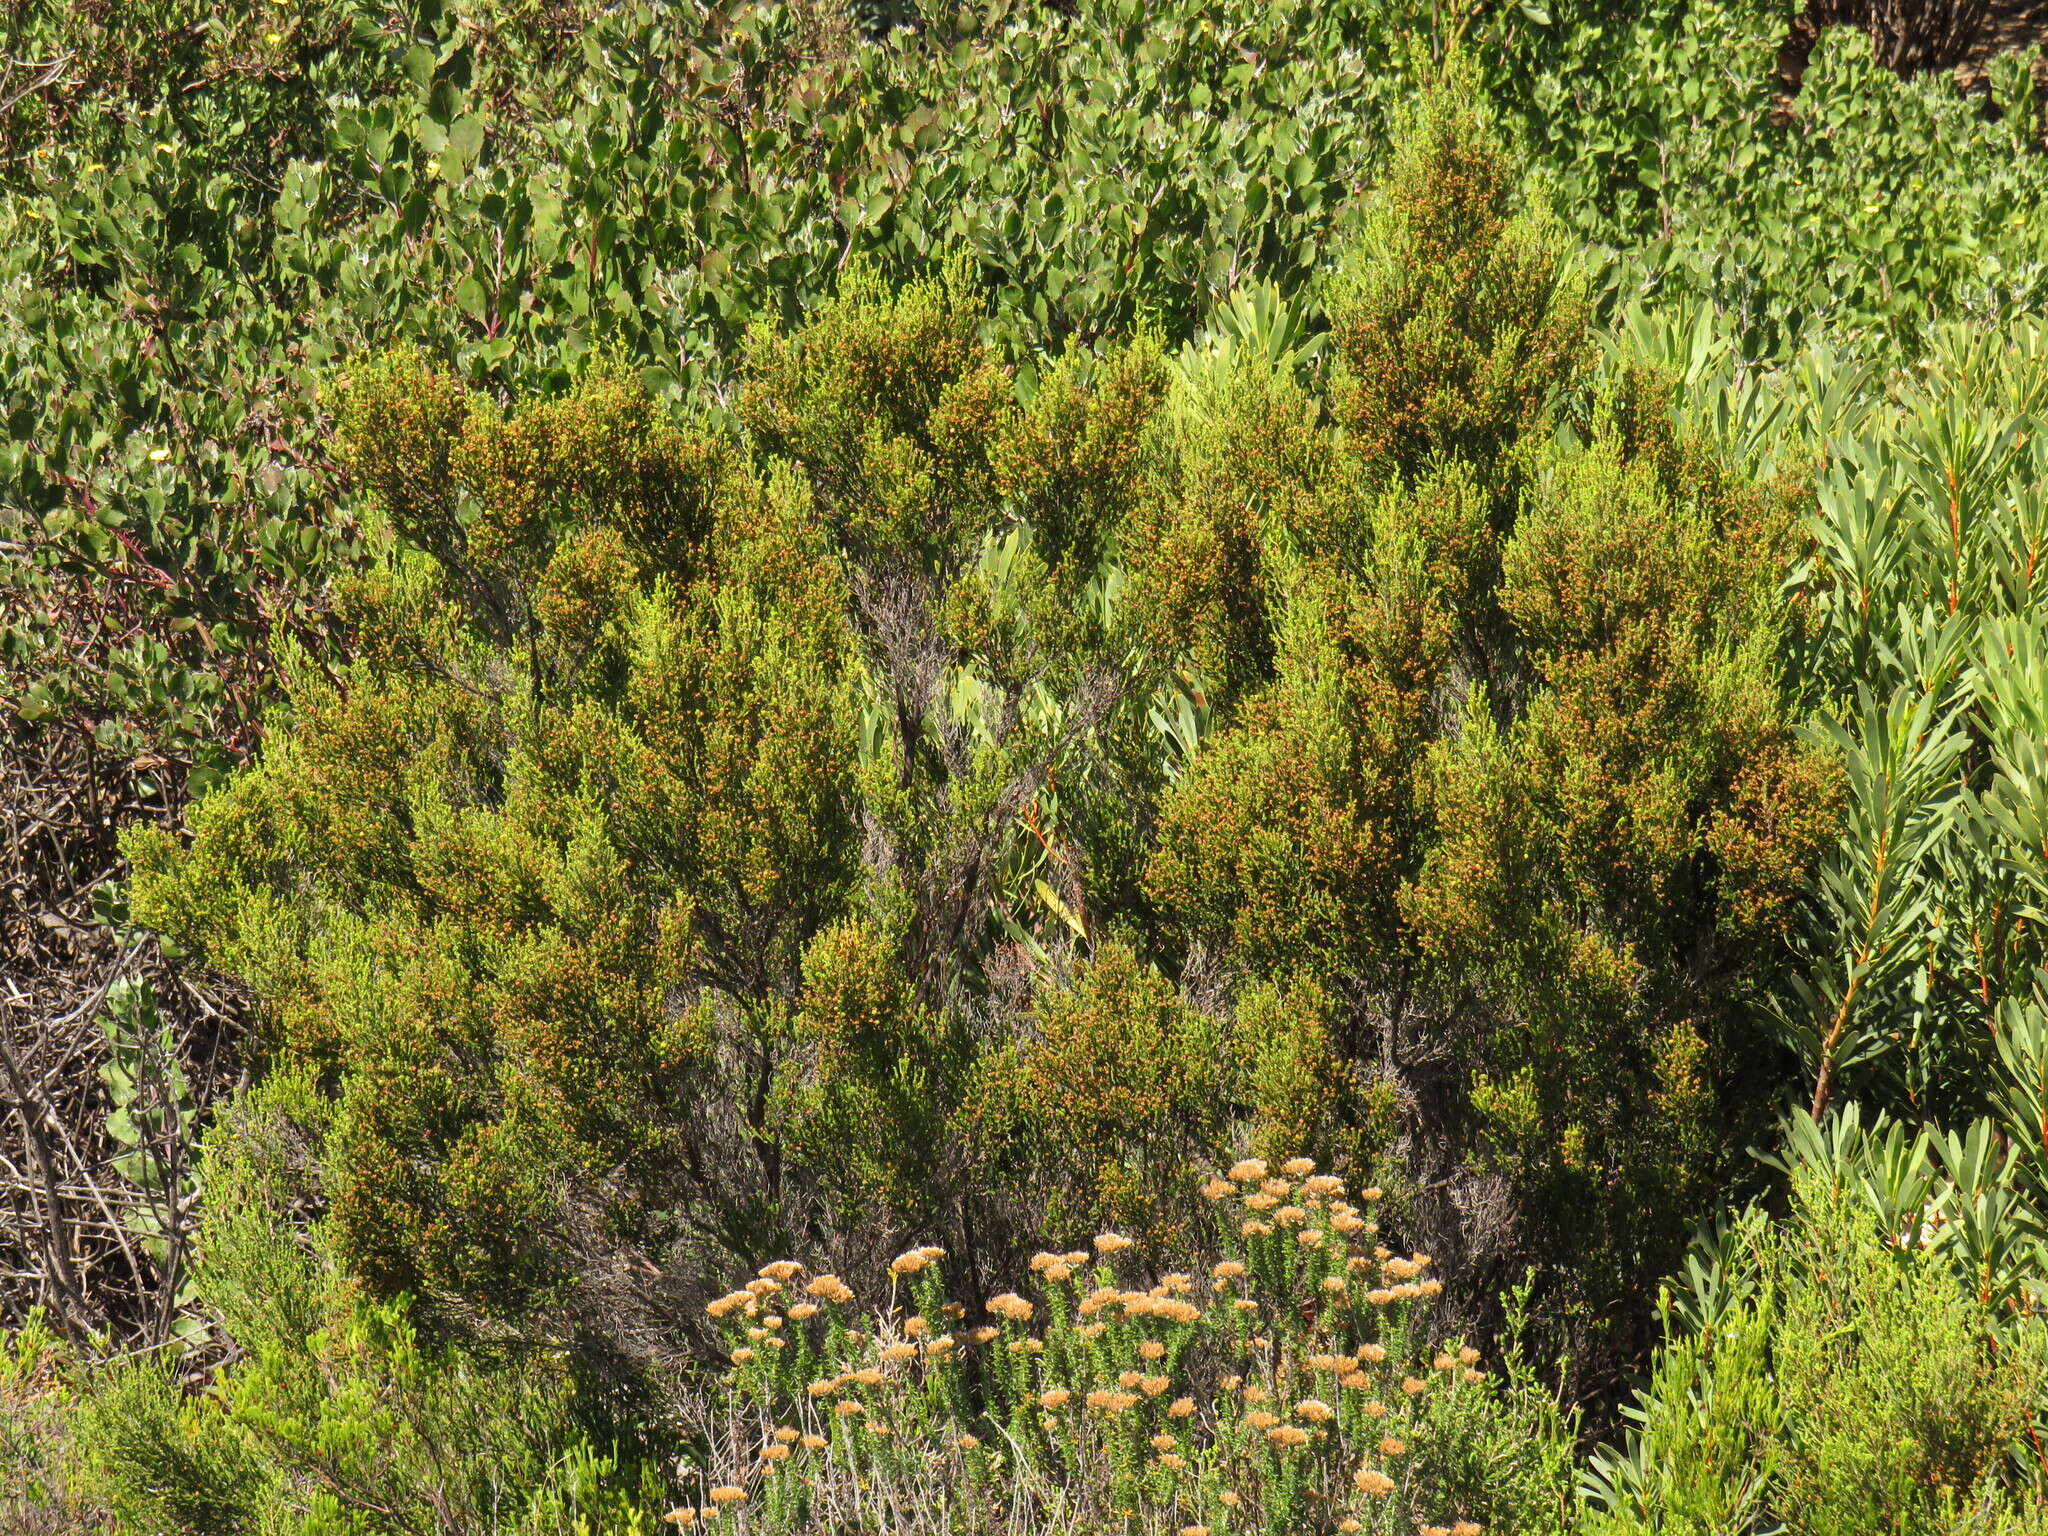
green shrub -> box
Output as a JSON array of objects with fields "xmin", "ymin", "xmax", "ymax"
[
  {"xmin": 0, "ymin": 1312, "xmax": 86, "ymax": 1535},
  {"xmin": 65, "ymin": 1071, "xmax": 666, "ymax": 1536},
  {"xmin": 113, "ymin": 90, "xmax": 1846, "ymax": 1400},
  {"xmin": 1583, "ymin": 1166, "xmax": 2048, "ymax": 1536}
]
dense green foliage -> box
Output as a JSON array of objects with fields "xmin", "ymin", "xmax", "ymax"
[
  {"xmin": 112, "ymin": 96, "xmax": 1837, "ymax": 1393},
  {"xmin": 10, "ymin": 0, "xmax": 2048, "ymax": 1531},
  {"xmin": 1584, "ymin": 1165, "xmax": 2048, "ymax": 1535}
]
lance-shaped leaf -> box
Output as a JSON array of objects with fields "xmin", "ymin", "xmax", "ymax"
[{"xmin": 1785, "ymin": 684, "xmax": 1971, "ymax": 1118}]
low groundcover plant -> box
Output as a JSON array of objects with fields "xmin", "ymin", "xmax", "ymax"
[{"xmin": 687, "ymin": 1157, "xmax": 1492, "ymax": 1535}]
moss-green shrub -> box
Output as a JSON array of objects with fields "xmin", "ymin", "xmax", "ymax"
[{"xmin": 1584, "ymin": 1170, "xmax": 2048, "ymax": 1536}]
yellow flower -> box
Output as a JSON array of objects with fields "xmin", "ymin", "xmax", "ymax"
[
  {"xmin": 867, "ymin": 1421, "xmax": 892, "ymax": 1437},
  {"xmin": 147, "ymin": 446, "xmax": 172, "ymax": 463},
  {"xmin": 1182, "ymin": 1527, "xmax": 1211, "ymax": 1536},
  {"xmin": 1303, "ymin": 1174, "xmax": 1345, "ymax": 1197},
  {"xmin": 1141, "ymin": 1375, "xmax": 1170, "ymax": 1396},
  {"xmin": 773, "ymin": 1427, "xmax": 798, "ymax": 1444},
  {"xmin": 1151, "ymin": 1432, "xmax": 1178, "ymax": 1451},
  {"xmin": 1157, "ymin": 1452, "xmax": 1188, "ymax": 1470},
  {"xmin": 1401, "ymin": 1376, "xmax": 1427, "ymax": 1396},
  {"xmin": 805, "ymin": 1275, "xmax": 854, "ymax": 1304},
  {"xmin": 1118, "ymin": 1369, "xmax": 1145, "ymax": 1390},
  {"xmin": 1358, "ymin": 1343, "xmax": 1387, "ymax": 1363},
  {"xmin": 757, "ymin": 1260, "xmax": 803, "ymax": 1282},
  {"xmin": 1297, "ymin": 1229, "xmax": 1324, "ymax": 1247},
  {"xmin": 729, "ymin": 1348, "xmax": 755, "ymax": 1364},
  {"xmin": 1265, "ymin": 1423, "xmax": 1310, "ymax": 1447},
  {"xmin": 1243, "ymin": 1191, "xmax": 1280, "ymax": 1211},
  {"xmin": 1039, "ymin": 1388, "xmax": 1073, "ymax": 1409},
  {"xmin": 1139, "ymin": 1339, "xmax": 1166, "ymax": 1360},
  {"xmin": 1079, "ymin": 1286, "xmax": 1124, "ymax": 1318},
  {"xmin": 987, "ymin": 1292, "xmax": 1034, "ymax": 1323},
  {"xmin": 801, "ymin": 1434, "xmax": 827, "ymax": 1449},
  {"xmin": 1321, "ymin": 1275, "xmax": 1346, "ymax": 1292},
  {"xmin": 890, "ymin": 1249, "xmax": 932, "ymax": 1276},
  {"xmin": 1219, "ymin": 1490, "xmax": 1242, "ymax": 1508},
  {"xmin": 1295, "ymin": 1398, "xmax": 1334, "ymax": 1423},
  {"xmin": 1452, "ymin": 1522, "xmax": 1484, "ymax": 1535},
  {"xmin": 788, "ymin": 1302, "xmax": 819, "ymax": 1321},
  {"xmin": 806, "ymin": 1377, "xmax": 839, "ymax": 1397},
  {"xmin": 1085, "ymin": 1389, "xmax": 1139, "ymax": 1414},
  {"xmin": 836, "ymin": 1399, "xmax": 864, "ymax": 1417},
  {"xmin": 1094, "ymin": 1231, "xmax": 1134, "ymax": 1254},
  {"xmin": 1029, "ymin": 1251, "xmax": 1064, "ymax": 1272},
  {"xmin": 1168, "ymin": 1397, "xmax": 1196, "ymax": 1418},
  {"xmin": 1241, "ymin": 1220, "xmax": 1272, "ymax": 1238},
  {"xmin": 1340, "ymin": 1522, "xmax": 1363, "ymax": 1533},
  {"xmin": 1281, "ymin": 1157, "xmax": 1316, "ymax": 1176},
  {"xmin": 663, "ymin": 1510, "xmax": 697, "ymax": 1528},
  {"xmin": 1213, "ymin": 1260, "xmax": 1246, "ymax": 1280},
  {"xmin": 881, "ymin": 1343, "xmax": 917, "ymax": 1362},
  {"xmin": 1244, "ymin": 1409, "xmax": 1280, "ymax": 1430},
  {"xmin": 1356, "ymin": 1467, "xmax": 1396, "ymax": 1496},
  {"xmin": 707, "ymin": 1486, "xmax": 747, "ymax": 1506},
  {"xmin": 957, "ymin": 1433, "xmax": 980, "ymax": 1450},
  {"xmin": 1464, "ymin": 1367, "xmax": 1486, "ymax": 1383},
  {"xmin": 1201, "ymin": 1177, "xmax": 1234, "ymax": 1200},
  {"xmin": 760, "ymin": 1444, "xmax": 791, "ymax": 1462},
  {"xmin": 1459, "ymin": 1346, "xmax": 1481, "ymax": 1365},
  {"xmin": 1339, "ymin": 1371, "xmax": 1371, "ymax": 1390},
  {"xmin": 706, "ymin": 1291, "xmax": 754, "ymax": 1319},
  {"xmin": 1379, "ymin": 1435, "xmax": 1407, "ymax": 1456},
  {"xmin": 1228, "ymin": 1158, "xmax": 1269, "ymax": 1182},
  {"xmin": 903, "ymin": 1317, "xmax": 929, "ymax": 1339}
]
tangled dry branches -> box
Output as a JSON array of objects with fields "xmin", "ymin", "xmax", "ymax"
[{"xmin": 0, "ymin": 725, "xmax": 245, "ymax": 1349}]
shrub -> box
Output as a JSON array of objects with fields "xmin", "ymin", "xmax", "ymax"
[
  {"xmin": 0, "ymin": 1312, "xmax": 84, "ymax": 1535},
  {"xmin": 688, "ymin": 1157, "xmax": 1574, "ymax": 1536},
  {"xmin": 1582, "ymin": 1165, "xmax": 2048, "ymax": 1535},
  {"xmin": 63, "ymin": 1070, "xmax": 667, "ymax": 1536}
]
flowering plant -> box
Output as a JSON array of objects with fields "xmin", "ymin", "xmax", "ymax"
[{"xmin": 686, "ymin": 1158, "xmax": 1492, "ymax": 1535}]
